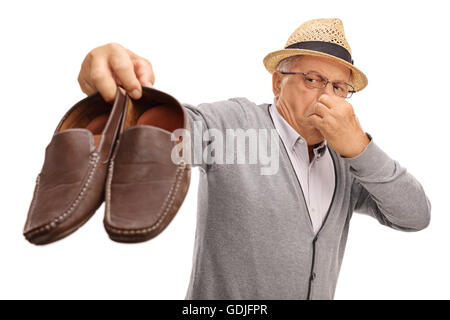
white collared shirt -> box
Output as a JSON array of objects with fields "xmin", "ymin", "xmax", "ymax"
[{"xmin": 269, "ymin": 102, "xmax": 335, "ymax": 234}]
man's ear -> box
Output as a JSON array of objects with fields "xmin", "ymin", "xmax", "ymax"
[{"xmin": 272, "ymin": 71, "xmax": 283, "ymax": 98}]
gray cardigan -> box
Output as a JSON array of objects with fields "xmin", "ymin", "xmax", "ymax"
[{"xmin": 181, "ymin": 97, "xmax": 431, "ymax": 300}]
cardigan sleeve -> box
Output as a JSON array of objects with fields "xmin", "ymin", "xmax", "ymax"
[
  {"xmin": 344, "ymin": 134, "xmax": 431, "ymax": 231},
  {"xmin": 181, "ymin": 99, "xmax": 248, "ymax": 171}
]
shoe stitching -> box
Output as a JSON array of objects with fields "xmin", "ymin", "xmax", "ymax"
[
  {"xmin": 105, "ymin": 160, "xmax": 187, "ymax": 236},
  {"xmin": 24, "ymin": 153, "xmax": 100, "ymax": 239},
  {"xmin": 25, "ymin": 173, "xmax": 41, "ymax": 231},
  {"xmin": 105, "ymin": 158, "xmax": 115, "ymax": 222}
]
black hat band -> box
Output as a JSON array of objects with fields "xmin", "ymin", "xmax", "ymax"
[{"xmin": 285, "ymin": 41, "xmax": 354, "ymax": 65}]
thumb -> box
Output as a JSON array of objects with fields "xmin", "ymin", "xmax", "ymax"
[{"xmin": 354, "ymin": 114, "xmax": 364, "ymax": 131}]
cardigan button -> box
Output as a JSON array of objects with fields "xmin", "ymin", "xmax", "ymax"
[{"xmin": 310, "ymin": 272, "xmax": 317, "ymax": 281}]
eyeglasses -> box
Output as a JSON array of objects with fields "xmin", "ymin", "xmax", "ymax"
[{"xmin": 280, "ymin": 71, "xmax": 355, "ymax": 98}]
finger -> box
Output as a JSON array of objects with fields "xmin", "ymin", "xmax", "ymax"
[
  {"xmin": 125, "ymin": 48, "xmax": 154, "ymax": 87},
  {"xmin": 108, "ymin": 50, "xmax": 142, "ymax": 99},
  {"xmin": 312, "ymin": 102, "xmax": 331, "ymax": 118},
  {"xmin": 78, "ymin": 75, "xmax": 98, "ymax": 96},
  {"xmin": 134, "ymin": 58, "xmax": 155, "ymax": 87},
  {"xmin": 306, "ymin": 114, "xmax": 325, "ymax": 130},
  {"xmin": 318, "ymin": 94, "xmax": 335, "ymax": 108},
  {"xmin": 125, "ymin": 47, "xmax": 141, "ymax": 60},
  {"xmin": 89, "ymin": 57, "xmax": 118, "ymax": 103}
]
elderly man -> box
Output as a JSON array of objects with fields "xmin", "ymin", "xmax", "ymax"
[{"xmin": 77, "ymin": 18, "xmax": 431, "ymax": 299}]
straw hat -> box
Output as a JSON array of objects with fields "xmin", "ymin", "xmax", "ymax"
[{"xmin": 263, "ymin": 18, "xmax": 368, "ymax": 92}]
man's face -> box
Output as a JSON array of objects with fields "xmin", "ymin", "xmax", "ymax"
[{"xmin": 272, "ymin": 55, "xmax": 352, "ymax": 146}]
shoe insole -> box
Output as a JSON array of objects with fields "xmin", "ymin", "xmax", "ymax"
[
  {"xmin": 86, "ymin": 114, "xmax": 109, "ymax": 147},
  {"xmin": 136, "ymin": 104, "xmax": 183, "ymax": 132},
  {"xmin": 85, "ymin": 103, "xmax": 184, "ymax": 148}
]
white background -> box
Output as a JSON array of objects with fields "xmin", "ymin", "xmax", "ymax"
[{"xmin": 1, "ymin": 0, "xmax": 449, "ymax": 299}]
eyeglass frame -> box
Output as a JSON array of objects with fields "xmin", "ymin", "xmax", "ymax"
[{"xmin": 279, "ymin": 71, "xmax": 356, "ymax": 98}]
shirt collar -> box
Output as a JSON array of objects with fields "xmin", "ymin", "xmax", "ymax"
[{"xmin": 269, "ymin": 100, "xmax": 328, "ymax": 158}]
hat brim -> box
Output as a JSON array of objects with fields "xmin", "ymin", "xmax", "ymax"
[{"xmin": 263, "ymin": 49, "xmax": 368, "ymax": 92}]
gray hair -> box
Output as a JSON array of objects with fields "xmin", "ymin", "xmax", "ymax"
[{"xmin": 276, "ymin": 55, "xmax": 303, "ymax": 72}]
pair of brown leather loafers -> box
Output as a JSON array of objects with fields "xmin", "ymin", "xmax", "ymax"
[{"xmin": 23, "ymin": 86, "xmax": 191, "ymax": 245}]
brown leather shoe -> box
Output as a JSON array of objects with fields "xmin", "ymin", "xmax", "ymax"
[
  {"xmin": 104, "ymin": 86, "xmax": 191, "ymax": 243},
  {"xmin": 23, "ymin": 87, "xmax": 128, "ymax": 245}
]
